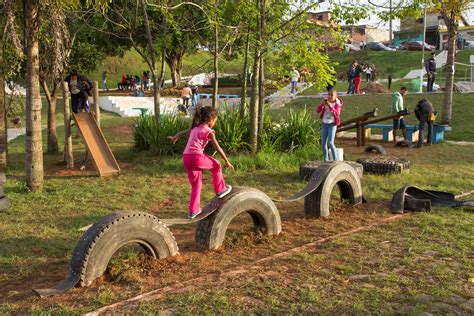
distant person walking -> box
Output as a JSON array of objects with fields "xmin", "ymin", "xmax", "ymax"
[
  {"xmin": 347, "ymin": 61, "xmax": 356, "ymax": 94},
  {"xmin": 64, "ymin": 69, "xmax": 93, "ymax": 114},
  {"xmin": 414, "ymin": 99, "xmax": 436, "ymax": 147},
  {"xmin": 190, "ymin": 83, "xmax": 199, "ymax": 108},
  {"xmin": 316, "ymin": 90, "xmax": 343, "ymax": 162},
  {"xmin": 181, "ymin": 83, "xmax": 193, "ymax": 108},
  {"xmin": 353, "ymin": 61, "xmax": 363, "ymax": 94},
  {"xmin": 370, "ymin": 64, "xmax": 377, "ymax": 82},
  {"xmin": 425, "ymin": 52, "xmax": 436, "ymax": 92},
  {"xmin": 290, "ymin": 67, "xmax": 300, "ymax": 94},
  {"xmin": 364, "ymin": 64, "xmax": 372, "ymax": 82},
  {"xmin": 102, "ymin": 71, "xmax": 109, "ymax": 92},
  {"xmin": 391, "ymin": 86, "xmax": 408, "ymax": 143}
]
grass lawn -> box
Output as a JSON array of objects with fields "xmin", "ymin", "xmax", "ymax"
[
  {"xmin": 273, "ymin": 92, "xmax": 474, "ymax": 142},
  {"xmin": 1, "ymin": 98, "xmax": 473, "ymax": 314},
  {"xmin": 87, "ymin": 49, "xmax": 244, "ymax": 87}
]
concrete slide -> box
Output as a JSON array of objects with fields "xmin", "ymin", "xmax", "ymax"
[{"xmin": 73, "ymin": 112, "xmax": 120, "ymax": 177}]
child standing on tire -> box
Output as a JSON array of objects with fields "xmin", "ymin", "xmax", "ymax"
[
  {"xmin": 316, "ymin": 90, "xmax": 343, "ymax": 162},
  {"xmin": 168, "ymin": 106, "xmax": 234, "ymax": 219}
]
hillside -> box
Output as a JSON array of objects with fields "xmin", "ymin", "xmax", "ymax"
[{"xmin": 86, "ymin": 48, "xmax": 474, "ymax": 88}]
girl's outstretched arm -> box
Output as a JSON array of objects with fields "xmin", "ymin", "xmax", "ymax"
[
  {"xmin": 209, "ymin": 132, "xmax": 234, "ymax": 170},
  {"xmin": 167, "ymin": 128, "xmax": 191, "ymax": 144}
]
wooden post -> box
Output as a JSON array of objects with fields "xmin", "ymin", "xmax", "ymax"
[
  {"xmin": 357, "ymin": 123, "xmax": 361, "ymax": 146},
  {"xmin": 93, "ymin": 81, "xmax": 100, "ymax": 126},
  {"xmin": 62, "ymin": 81, "xmax": 74, "ymax": 168}
]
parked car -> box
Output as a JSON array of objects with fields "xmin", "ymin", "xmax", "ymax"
[
  {"xmin": 400, "ymin": 41, "xmax": 434, "ymax": 51},
  {"xmin": 364, "ymin": 42, "xmax": 395, "ymax": 51}
]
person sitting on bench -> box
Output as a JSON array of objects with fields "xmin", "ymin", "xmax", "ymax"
[{"xmin": 391, "ymin": 86, "xmax": 408, "ymax": 143}]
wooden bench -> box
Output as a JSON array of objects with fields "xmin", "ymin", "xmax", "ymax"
[{"xmin": 365, "ymin": 123, "xmax": 419, "ymax": 142}]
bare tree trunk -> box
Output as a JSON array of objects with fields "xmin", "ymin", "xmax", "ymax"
[
  {"xmin": 165, "ymin": 54, "xmax": 184, "ymax": 88},
  {"xmin": 0, "ymin": 47, "xmax": 7, "ymax": 172},
  {"xmin": 62, "ymin": 81, "xmax": 73, "ymax": 168},
  {"xmin": 41, "ymin": 80, "xmax": 59, "ymax": 154},
  {"xmin": 139, "ymin": 0, "xmax": 160, "ymax": 127},
  {"xmin": 257, "ymin": 0, "xmax": 265, "ymax": 148},
  {"xmin": 240, "ymin": 30, "xmax": 250, "ymax": 118},
  {"xmin": 93, "ymin": 81, "xmax": 100, "ymax": 125},
  {"xmin": 249, "ymin": 42, "xmax": 260, "ymax": 154},
  {"xmin": 441, "ymin": 14, "xmax": 457, "ymax": 125},
  {"xmin": 24, "ymin": 0, "xmax": 43, "ymax": 192},
  {"xmin": 212, "ymin": 23, "xmax": 219, "ymax": 109}
]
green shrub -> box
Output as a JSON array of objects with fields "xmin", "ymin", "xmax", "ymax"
[
  {"xmin": 132, "ymin": 114, "xmax": 190, "ymax": 154},
  {"xmin": 214, "ymin": 105, "xmax": 249, "ymax": 153},
  {"xmin": 272, "ymin": 107, "xmax": 319, "ymax": 152}
]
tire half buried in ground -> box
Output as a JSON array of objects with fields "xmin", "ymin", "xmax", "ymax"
[
  {"xmin": 195, "ymin": 187, "xmax": 281, "ymax": 250},
  {"xmin": 34, "ymin": 211, "xmax": 178, "ymax": 297},
  {"xmin": 304, "ymin": 162, "xmax": 363, "ymax": 217}
]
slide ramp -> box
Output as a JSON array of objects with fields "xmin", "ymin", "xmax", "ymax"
[{"xmin": 73, "ymin": 112, "xmax": 120, "ymax": 177}]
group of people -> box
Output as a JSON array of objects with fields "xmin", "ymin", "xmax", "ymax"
[
  {"xmin": 346, "ymin": 60, "xmax": 377, "ymax": 94},
  {"xmin": 117, "ymin": 74, "xmax": 142, "ymax": 91},
  {"xmin": 391, "ymin": 86, "xmax": 436, "ymax": 148}
]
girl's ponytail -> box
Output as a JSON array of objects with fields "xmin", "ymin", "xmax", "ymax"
[{"xmin": 191, "ymin": 106, "xmax": 202, "ymax": 128}]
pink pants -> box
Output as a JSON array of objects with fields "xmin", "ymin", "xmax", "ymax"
[{"xmin": 183, "ymin": 154, "xmax": 226, "ymax": 214}]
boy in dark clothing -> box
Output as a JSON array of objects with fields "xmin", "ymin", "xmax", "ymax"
[
  {"xmin": 64, "ymin": 69, "xmax": 93, "ymax": 114},
  {"xmin": 425, "ymin": 52, "xmax": 436, "ymax": 92},
  {"xmin": 414, "ymin": 99, "xmax": 436, "ymax": 147}
]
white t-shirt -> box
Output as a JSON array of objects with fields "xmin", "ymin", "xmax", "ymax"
[
  {"xmin": 70, "ymin": 78, "xmax": 80, "ymax": 94},
  {"xmin": 322, "ymin": 102, "xmax": 336, "ymax": 124},
  {"xmin": 365, "ymin": 67, "xmax": 372, "ymax": 74},
  {"xmin": 291, "ymin": 70, "xmax": 300, "ymax": 82}
]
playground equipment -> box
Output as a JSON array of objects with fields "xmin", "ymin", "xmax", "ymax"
[
  {"xmin": 390, "ymin": 186, "xmax": 474, "ymax": 214},
  {"xmin": 73, "ymin": 112, "xmax": 120, "ymax": 177},
  {"xmin": 34, "ymin": 162, "xmax": 363, "ymax": 297},
  {"xmin": 336, "ymin": 108, "xmax": 378, "ymax": 146},
  {"xmin": 337, "ymin": 109, "xmax": 410, "ymax": 146}
]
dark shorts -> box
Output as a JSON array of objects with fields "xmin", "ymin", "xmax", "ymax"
[{"xmin": 393, "ymin": 118, "xmax": 406, "ymax": 130}]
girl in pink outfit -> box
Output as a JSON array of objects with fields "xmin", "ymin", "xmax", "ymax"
[
  {"xmin": 168, "ymin": 106, "xmax": 234, "ymax": 218},
  {"xmin": 316, "ymin": 90, "xmax": 344, "ymax": 161}
]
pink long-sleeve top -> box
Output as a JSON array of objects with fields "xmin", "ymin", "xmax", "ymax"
[{"xmin": 316, "ymin": 97, "xmax": 344, "ymax": 126}]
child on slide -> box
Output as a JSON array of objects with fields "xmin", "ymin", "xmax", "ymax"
[{"xmin": 168, "ymin": 106, "xmax": 234, "ymax": 219}]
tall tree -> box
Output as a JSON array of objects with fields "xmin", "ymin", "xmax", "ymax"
[
  {"xmin": 39, "ymin": 4, "xmax": 70, "ymax": 154},
  {"xmin": 436, "ymin": 0, "xmax": 469, "ymax": 124},
  {"xmin": 0, "ymin": 0, "xmax": 24, "ymax": 172},
  {"xmin": 23, "ymin": 0, "xmax": 43, "ymax": 192}
]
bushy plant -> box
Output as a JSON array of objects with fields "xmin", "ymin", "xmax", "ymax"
[
  {"xmin": 132, "ymin": 114, "xmax": 190, "ymax": 154},
  {"xmin": 270, "ymin": 107, "xmax": 319, "ymax": 152},
  {"xmin": 214, "ymin": 104, "xmax": 249, "ymax": 153}
]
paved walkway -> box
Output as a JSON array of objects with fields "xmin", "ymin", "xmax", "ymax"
[
  {"xmin": 267, "ymin": 82, "xmax": 313, "ymax": 110},
  {"xmin": 7, "ymin": 128, "xmax": 26, "ymax": 142}
]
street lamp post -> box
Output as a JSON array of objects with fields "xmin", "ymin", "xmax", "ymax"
[{"xmin": 419, "ymin": 5, "xmax": 427, "ymax": 93}]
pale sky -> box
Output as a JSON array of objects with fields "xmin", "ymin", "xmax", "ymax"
[{"xmin": 316, "ymin": 0, "xmax": 400, "ymax": 30}]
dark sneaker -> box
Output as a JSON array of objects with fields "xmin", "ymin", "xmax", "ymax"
[
  {"xmin": 416, "ymin": 142, "xmax": 423, "ymax": 148},
  {"xmin": 188, "ymin": 209, "xmax": 202, "ymax": 219},
  {"xmin": 217, "ymin": 185, "xmax": 232, "ymax": 198}
]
